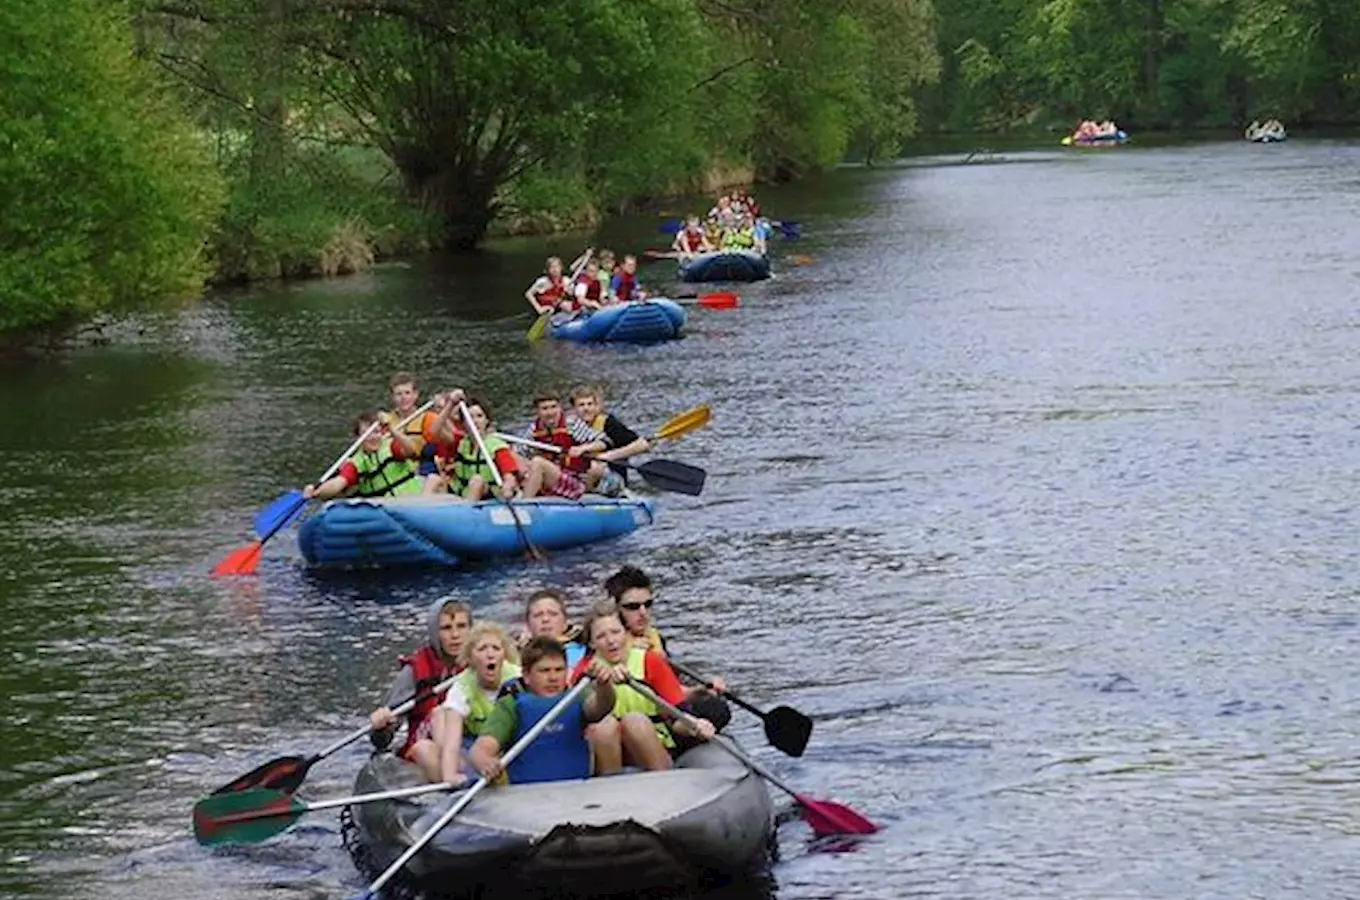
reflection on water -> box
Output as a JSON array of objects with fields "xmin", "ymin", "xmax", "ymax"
[{"xmin": 4, "ymin": 139, "xmax": 1360, "ymax": 899}]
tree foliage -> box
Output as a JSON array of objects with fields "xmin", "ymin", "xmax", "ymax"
[{"xmin": 0, "ymin": 0, "xmax": 222, "ymax": 334}]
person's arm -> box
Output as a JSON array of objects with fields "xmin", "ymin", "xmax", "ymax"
[
  {"xmin": 381, "ymin": 413, "xmax": 420, "ymax": 457},
  {"xmin": 467, "ymin": 734, "xmax": 503, "ymax": 780},
  {"xmin": 526, "ymin": 277, "xmax": 550, "ymax": 313},
  {"xmin": 568, "ymin": 247, "xmax": 593, "ymax": 272},
  {"xmin": 596, "ymin": 416, "xmax": 649, "ymax": 462},
  {"xmin": 582, "ymin": 678, "xmax": 616, "ymax": 724},
  {"xmin": 369, "ymin": 663, "xmax": 417, "ymax": 748},
  {"xmin": 305, "ymin": 460, "xmax": 358, "ymax": 500},
  {"xmin": 493, "ymin": 446, "xmax": 520, "ymax": 495},
  {"xmin": 643, "ymin": 652, "xmax": 689, "ymax": 706},
  {"xmin": 467, "ymin": 696, "xmax": 518, "ymax": 780}
]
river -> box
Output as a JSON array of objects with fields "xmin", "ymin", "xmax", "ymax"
[{"xmin": 3, "ymin": 137, "xmax": 1360, "ymax": 900}]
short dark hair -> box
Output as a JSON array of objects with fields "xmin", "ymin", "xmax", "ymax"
[
  {"xmin": 521, "ymin": 636, "xmax": 567, "ymax": 671},
  {"xmin": 389, "ymin": 371, "xmax": 418, "ymax": 390},
  {"xmin": 464, "ymin": 394, "xmax": 493, "ymax": 423},
  {"xmin": 604, "ymin": 565, "xmax": 652, "ymax": 601},
  {"xmin": 352, "ymin": 410, "xmax": 380, "ymax": 435},
  {"xmin": 532, "ymin": 390, "xmax": 560, "ymax": 405}
]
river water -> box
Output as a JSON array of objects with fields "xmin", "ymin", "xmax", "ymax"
[{"xmin": 4, "ymin": 137, "xmax": 1360, "ymax": 900}]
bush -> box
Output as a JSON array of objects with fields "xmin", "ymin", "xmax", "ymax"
[{"xmin": 0, "ymin": 0, "xmax": 223, "ymax": 335}]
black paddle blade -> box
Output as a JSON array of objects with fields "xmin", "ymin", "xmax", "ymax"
[
  {"xmin": 635, "ymin": 459, "xmax": 706, "ymax": 496},
  {"xmin": 211, "ymin": 754, "xmax": 313, "ymax": 796},
  {"xmin": 764, "ymin": 706, "xmax": 813, "ymax": 757}
]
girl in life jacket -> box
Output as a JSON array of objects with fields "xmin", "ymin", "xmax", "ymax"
[
  {"xmin": 609, "ymin": 255, "xmax": 647, "ymax": 303},
  {"xmin": 571, "ymin": 258, "xmax": 605, "ymax": 312},
  {"xmin": 671, "ymin": 216, "xmax": 713, "ymax": 259},
  {"xmin": 436, "ymin": 622, "xmax": 522, "ymax": 785},
  {"xmin": 369, "ymin": 598, "xmax": 473, "ymax": 782},
  {"xmin": 525, "ymin": 250, "xmax": 592, "ymax": 315},
  {"xmin": 571, "ymin": 603, "xmax": 718, "ymax": 775}
]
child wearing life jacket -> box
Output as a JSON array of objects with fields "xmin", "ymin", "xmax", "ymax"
[
  {"xmin": 420, "ymin": 388, "xmax": 467, "ymax": 494},
  {"xmin": 572, "ymin": 604, "xmax": 717, "ymax": 773},
  {"xmin": 518, "ymin": 393, "xmax": 607, "ymax": 500},
  {"xmin": 388, "ymin": 372, "xmax": 439, "ymax": 478},
  {"xmin": 568, "ymin": 384, "xmax": 639, "ymax": 496},
  {"xmin": 609, "ymin": 255, "xmax": 646, "ymax": 303},
  {"xmin": 304, "ymin": 410, "xmax": 422, "ymax": 501},
  {"xmin": 516, "ymin": 588, "xmax": 588, "ymax": 669},
  {"xmin": 465, "ymin": 637, "xmax": 619, "ymax": 785},
  {"xmin": 369, "ymin": 598, "xmax": 473, "ymax": 782},
  {"xmin": 449, "ymin": 396, "xmax": 526, "ymax": 500},
  {"xmin": 525, "ymin": 256, "xmax": 572, "ymax": 315},
  {"xmin": 572, "ymin": 258, "xmax": 605, "ymax": 312},
  {"xmin": 671, "ymin": 216, "xmax": 713, "ymax": 258},
  {"xmin": 437, "ymin": 622, "xmax": 522, "ymax": 785}
]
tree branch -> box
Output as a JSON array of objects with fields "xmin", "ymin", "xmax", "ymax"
[{"xmin": 689, "ymin": 55, "xmax": 757, "ymax": 93}]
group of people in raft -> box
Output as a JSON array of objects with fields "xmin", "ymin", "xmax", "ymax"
[
  {"xmin": 302, "ymin": 373, "xmax": 652, "ymax": 504},
  {"xmin": 1071, "ymin": 119, "xmax": 1124, "ymax": 141},
  {"xmin": 524, "ymin": 193, "xmax": 772, "ymax": 317},
  {"xmin": 369, "ymin": 565, "xmax": 731, "ymax": 786}
]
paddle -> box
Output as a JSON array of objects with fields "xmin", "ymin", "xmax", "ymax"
[
  {"xmin": 659, "ymin": 218, "xmax": 800, "ymax": 239},
  {"xmin": 668, "ymin": 660, "xmax": 813, "ymax": 757},
  {"xmin": 195, "ymin": 781, "xmax": 458, "ymax": 847},
  {"xmin": 351, "ymin": 678, "xmax": 594, "ymax": 900},
  {"xmin": 213, "ymin": 400, "xmax": 436, "ymax": 576},
  {"xmin": 672, "ymin": 289, "xmax": 740, "ymax": 308},
  {"xmin": 494, "ymin": 433, "xmax": 707, "ymax": 496},
  {"xmin": 209, "ymin": 675, "xmax": 459, "ymax": 796},
  {"xmin": 626, "ymin": 677, "xmax": 877, "ymax": 838},
  {"xmin": 651, "ymin": 403, "xmax": 711, "ymax": 442},
  {"xmin": 459, "ymin": 401, "xmax": 544, "ymax": 561},
  {"xmin": 527, "ymin": 251, "xmax": 593, "ymax": 342}
]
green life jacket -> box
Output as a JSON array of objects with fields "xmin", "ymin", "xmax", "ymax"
[
  {"xmin": 352, "ymin": 442, "xmax": 420, "ymax": 498},
  {"xmin": 454, "ymin": 662, "xmax": 522, "ymax": 736},
  {"xmin": 452, "ymin": 434, "xmax": 512, "ymax": 491},
  {"xmin": 611, "ymin": 645, "xmax": 675, "ymax": 748},
  {"xmin": 724, "ymin": 227, "xmax": 755, "ymax": 250}
]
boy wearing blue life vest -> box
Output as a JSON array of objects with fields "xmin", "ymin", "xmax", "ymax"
[{"xmin": 466, "ymin": 637, "xmax": 618, "ymax": 784}]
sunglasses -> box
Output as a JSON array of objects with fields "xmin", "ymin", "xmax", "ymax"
[{"xmin": 618, "ymin": 599, "xmax": 654, "ymax": 611}]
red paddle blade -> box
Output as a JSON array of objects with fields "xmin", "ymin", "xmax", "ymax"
[
  {"xmin": 212, "ymin": 541, "xmax": 263, "ymax": 576},
  {"xmin": 212, "ymin": 755, "xmax": 312, "ymax": 796},
  {"xmin": 698, "ymin": 292, "xmax": 740, "ymax": 309},
  {"xmin": 797, "ymin": 795, "xmax": 879, "ymax": 837}
]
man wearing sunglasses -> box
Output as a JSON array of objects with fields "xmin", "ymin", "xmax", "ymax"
[{"xmin": 603, "ymin": 566, "xmax": 731, "ymax": 736}]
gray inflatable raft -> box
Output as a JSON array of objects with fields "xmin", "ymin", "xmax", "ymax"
[{"xmin": 343, "ymin": 743, "xmax": 774, "ymax": 896}]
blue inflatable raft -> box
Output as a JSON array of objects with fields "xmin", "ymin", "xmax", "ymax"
[
  {"xmin": 678, "ymin": 251, "xmax": 771, "ymax": 283},
  {"xmin": 298, "ymin": 495, "xmax": 655, "ymax": 569},
  {"xmin": 550, "ymin": 299, "xmax": 686, "ymax": 344}
]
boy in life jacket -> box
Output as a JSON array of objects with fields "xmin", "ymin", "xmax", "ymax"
[
  {"xmin": 465, "ymin": 637, "xmax": 619, "ymax": 785},
  {"xmin": 671, "ymin": 216, "xmax": 713, "ymax": 259},
  {"xmin": 609, "ymin": 255, "xmax": 647, "ymax": 303},
  {"xmin": 604, "ymin": 565, "xmax": 731, "ymax": 732},
  {"xmin": 569, "ymin": 384, "xmax": 643, "ymax": 496},
  {"xmin": 388, "ymin": 372, "xmax": 439, "ymax": 478},
  {"xmin": 525, "ymin": 250, "xmax": 592, "ymax": 315},
  {"xmin": 572, "ymin": 258, "xmax": 605, "ymax": 311},
  {"xmin": 304, "ymin": 410, "xmax": 422, "ymax": 501},
  {"xmin": 518, "ymin": 392, "xmax": 607, "ymax": 500},
  {"xmin": 450, "ymin": 396, "xmax": 529, "ymax": 500},
  {"xmin": 369, "ymin": 598, "xmax": 472, "ymax": 782}
]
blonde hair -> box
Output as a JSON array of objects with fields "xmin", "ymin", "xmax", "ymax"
[
  {"xmin": 457, "ymin": 621, "xmax": 520, "ymax": 668},
  {"xmin": 580, "ymin": 599, "xmax": 625, "ymax": 646}
]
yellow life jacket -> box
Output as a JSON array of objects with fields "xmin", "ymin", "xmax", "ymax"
[
  {"xmin": 453, "ymin": 663, "xmax": 521, "ymax": 736},
  {"xmin": 611, "ymin": 646, "xmax": 675, "ymax": 748}
]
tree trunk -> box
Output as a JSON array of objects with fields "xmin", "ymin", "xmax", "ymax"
[{"xmin": 399, "ymin": 159, "xmax": 500, "ymax": 249}]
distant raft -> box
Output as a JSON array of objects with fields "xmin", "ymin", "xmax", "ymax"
[
  {"xmin": 297, "ymin": 495, "xmax": 655, "ymax": 568},
  {"xmin": 549, "ymin": 299, "xmax": 686, "ymax": 344},
  {"xmin": 1246, "ymin": 124, "xmax": 1287, "ymax": 143},
  {"xmin": 678, "ymin": 251, "xmax": 771, "ymax": 283},
  {"xmin": 1061, "ymin": 130, "xmax": 1129, "ymax": 147}
]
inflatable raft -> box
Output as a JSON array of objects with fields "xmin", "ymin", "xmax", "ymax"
[
  {"xmin": 297, "ymin": 495, "xmax": 654, "ymax": 569},
  {"xmin": 1061, "ymin": 130, "xmax": 1129, "ymax": 147},
  {"xmin": 678, "ymin": 251, "xmax": 771, "ymax": 283},
  {"xmin": 1246, "ymin": 127, "xmax": 1286, "ymax": 143},
  {"xmin": 550, "ymin": 299, "xmax": 686, "ymax": 344},
  {"xmin": 342, "ymin": 743, "xmax": 774, "ymax": 897}
]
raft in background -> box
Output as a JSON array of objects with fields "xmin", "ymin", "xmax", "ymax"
[
  {"xmin": 550, "ymin": 299, "xmax": 686, "ymax": 344},
  {"xmin": 1246, "ymin": 125, "xmax": 1287, "ymax": 143},
  {"xmin": 297, "ymin": 495, "xmax": 655, "ymax": 568},
  {"xmin": 679, "ymin": 250, "xmax": 771, "ymax": 283},
  {"xmin": 342, "ymin": 742, "xmax": 774, "ymax": 897},
  {"xmin": 1061, "ymin": 130, "xmax": 1129, "ymax": 147}
]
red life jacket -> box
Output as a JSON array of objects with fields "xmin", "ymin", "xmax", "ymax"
[
  {"xmin": 680, "ymin": 230, "xmax": 705, "ymax": 253},
  {"xmin": 532, "ymin": 413, "xmax": 589, "ymax": 473},
  {"xmin": 574, "ymin": 274, "xmax": 601, "ymax": 302},
  {"xmin": 534, "ymin": 275, "xmax": 567, "ymax": 306},
  {"xmin": 396, "ymin": 645, "xmax": 457, "ymax": 758},
  {"xmin": 614, "ymin": 271, "xmax": 639, "ymax": 303}
]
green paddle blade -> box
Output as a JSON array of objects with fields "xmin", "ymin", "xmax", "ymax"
[
  {"xmin": 526, "ymin": 311, "xmax": 551, "ymax": 341},
  {"xmin": 193, "ymin": 787, "xmax": 305, "ymax": 847}
]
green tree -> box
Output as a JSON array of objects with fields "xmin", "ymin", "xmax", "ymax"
[{"xmin": 0, "ymin": 0, "xmax": 223, "ymax": 334}]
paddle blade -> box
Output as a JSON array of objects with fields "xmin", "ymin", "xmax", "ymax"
[
  {"xmin": 787, "ymin": 254, "xmax": 816, "ymax": 266},
  {"xmin": 764, "ymin": 706, "xmax": 814, "ymax": 757},
  {"xmin": 657, "ymin": 218, "xmax": 683, "ymax": 235},
  {"xmin": 527, "ymin": 312, "xmax": 551, "ymax": 341},
  {"xmin": 211, "ymin": 755, "xmax": 312, "ymax": 796},
  {"xmin": 193, "ymin": 788, "xmax": 305, "ymax": 846},
  {"xmin": 635, "ymin": 459, "xmax": 706, "ymax": 496},
  {"xmin": 777, "ymin": 221, "xmax": 802, "ymax": 239},
  {"xmin": 796, "ymin": 796, "xmax": 879, "ymax": 838},
  {"xmin": 253, "ymin": 491, "xmax": 305, "ymax": 538},
  {"xmin": 698, "ymin": 292, "xmax": 740, "ymax": 309},
  {"xmin": 653, "ymin": 404, "xmax": 711, "ymax": 442},
  {"xmin": 211, "ymin": 541, "xmax": 263, "ymax": 577}
]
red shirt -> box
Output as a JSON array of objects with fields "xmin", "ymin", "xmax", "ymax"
[
  {"xmin": 570, "ymin": 649, "xmax": 687, "ymax": 706},
  {"xmin": 336, "ymin": 439, "xmax": 411, "ymax": 487}
]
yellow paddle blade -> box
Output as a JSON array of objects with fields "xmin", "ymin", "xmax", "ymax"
[
  {"xmin": 652, "ymin": 404, "xmax": 711, "ymax": 442},
  {"xmin": 526, "ymin": 312, "xmax": 551, "ymax": 342}
]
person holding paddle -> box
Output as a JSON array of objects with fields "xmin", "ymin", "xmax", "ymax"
[
  {"xmin": 571, "ymin": 603, "xmax": 719, "ymax": 772},
  {"xmin": 525, "ymin": 251, "xmax": 591, "ymax": 315},
  {"xmin": 303, "ymin": 410, "xmax": 422, "ymax": 501},
  {"xmin": 387, "ymin": 372, "xmax": 440, "ymax": 478},
  {"xmin": 671, "ymin": 216, "xmax": 713, "ymax": 259},
  {"xmin": 449, "ymin": 397, "xmax": 529, "ymax": 500},
  {"xmin": 370, "ymin": 598, "xmax": 473, "ymax": 781},
  {"xmin": 466, "ymin": 637, "xmax": 620, "ymax": 784},
  {"xmin": 519, "ymin": 392, "xmax": 606, "ymax": 500}
]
